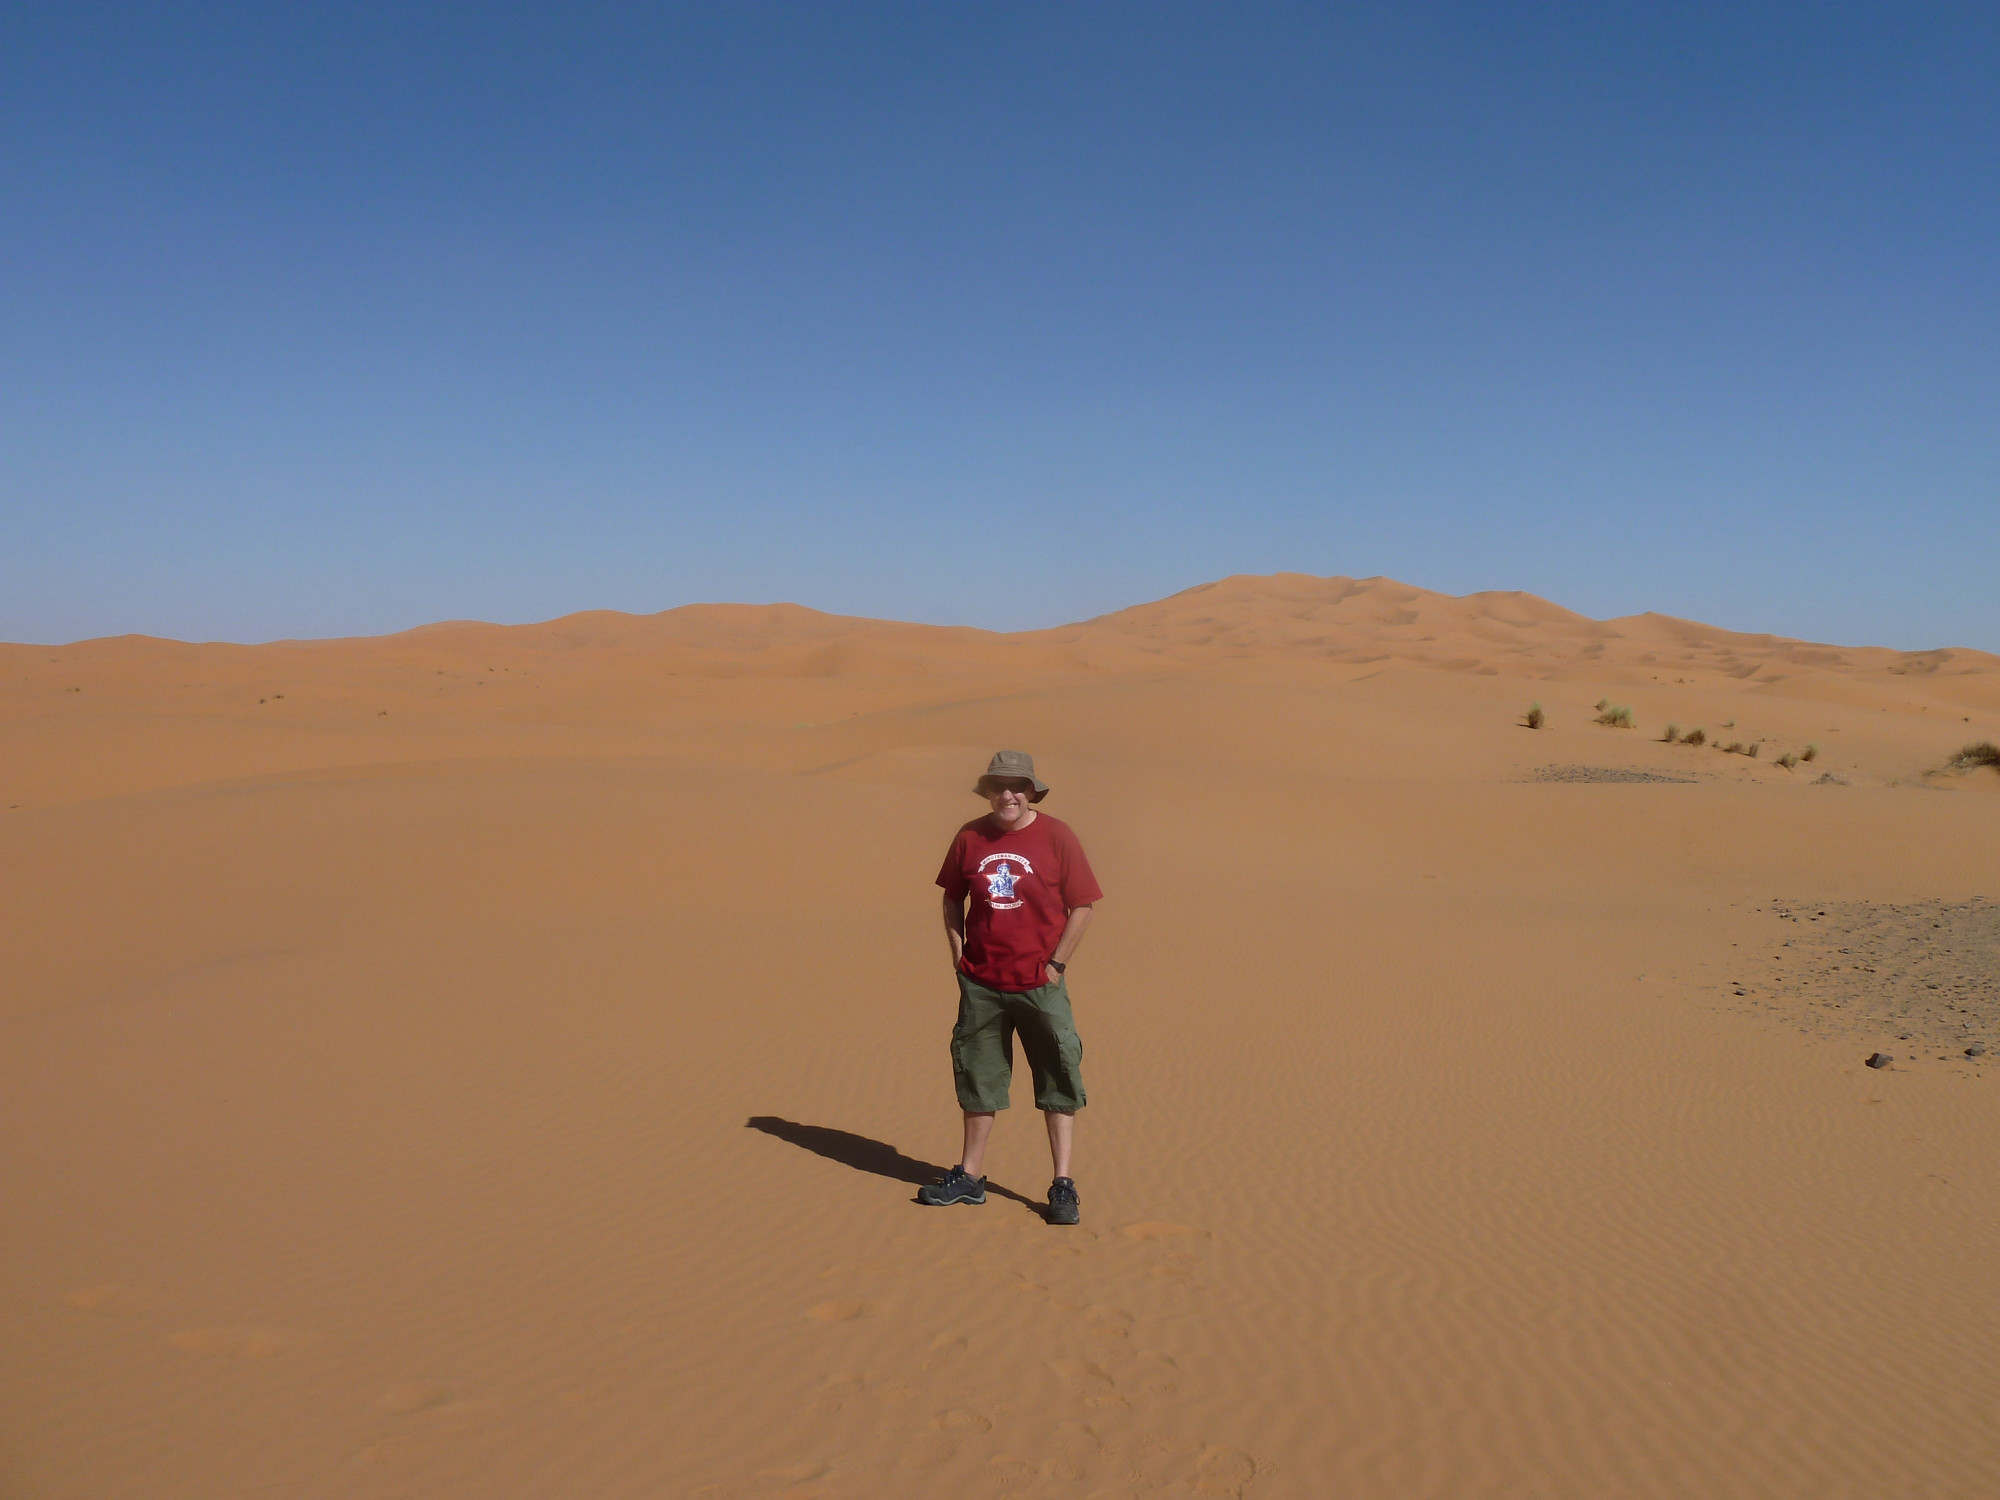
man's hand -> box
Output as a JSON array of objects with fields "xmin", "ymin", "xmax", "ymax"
[
  {"xmin": 1046, "ymin": 963, "xmax": 1065, "ymax": 987},
  {"xmin": 942, "ymin": 890, "xmax": 967, "ymax": 971}
]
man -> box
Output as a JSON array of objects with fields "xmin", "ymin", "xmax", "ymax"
[{"xmin": 919, "ymin": 750, "xmax": 1101, "ymax": 1225}]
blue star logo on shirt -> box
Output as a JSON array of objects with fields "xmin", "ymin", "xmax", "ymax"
[{"xmin": 974, "ymin": 851, "xmax": 1034, "ymax": 910}]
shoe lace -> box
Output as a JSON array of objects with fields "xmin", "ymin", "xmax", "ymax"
[{"xmin": 1050, "ymin": 1179, "xmax": 1078, "ymax": 1204}]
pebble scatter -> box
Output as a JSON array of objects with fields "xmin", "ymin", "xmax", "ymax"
[
  {"xmin": 1745, "ymin": 899, "xmax": 2000, "ymax": 1053},
  {"xmin": 1528, "ymin": 764, "xmax": 1700, "ymax": 784}
]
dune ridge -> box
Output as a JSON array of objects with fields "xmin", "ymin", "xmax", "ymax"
[
  {"xmin": 15, "ymin": 571, "xmax": 1997, "ymax": 681},
  {"xmin": 5, "ymin": 573, "xmax": 1995, "ymax": 814}
]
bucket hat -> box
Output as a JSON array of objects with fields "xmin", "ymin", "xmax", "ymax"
[{"xmin": 977, "ymin": 749, "xmax": 1048, "ymax": 803}]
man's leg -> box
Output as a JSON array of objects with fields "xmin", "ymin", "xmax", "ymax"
[
  {"xmin": 1043, "ymin": 1108, "xmax": 1073, "ymax": 1178},
  {"xmin": 950, "ymin": 976, "xmax": 1013, "ymax": 1175},
  {"xmin": 919, "ymin": 979, "xmax": 1008, "ymax": 1206},
  {"xmin": 1014, "ymin": 980, "xmax": 1084, "ymax": 1224},
  {"xmin": 961, "ymin": 1111, "xmax": 997, "ymax": 1177}
]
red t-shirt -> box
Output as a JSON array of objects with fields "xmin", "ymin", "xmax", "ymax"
[{"xmin": 937, "ymin": 812, "xmax": 1103, "ymax": 992}]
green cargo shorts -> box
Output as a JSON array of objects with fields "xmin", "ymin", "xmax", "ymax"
[{"xmin": 950, "ymin": 972, "xmax": 1087, "ymax": 1113}]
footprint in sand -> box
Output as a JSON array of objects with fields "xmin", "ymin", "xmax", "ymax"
[
  {"xmin": 377, "ymin": 1380, "xmax": 455, "ymax": 1414},
  {"xmin": 811, "ymin": 1374, "xmax": 864, "ymax": 1414},
  {"xmin": 1047, "ymin": 1228, "xmax": 1100, "ymax": 1255},
  {"xmin": 1119, "ymin": 1221, "xmax": 1208, "ymax": 1242},
  {"xmin": 932, "ymin": 1408, "xmax": 993, "ymax": 1432},
  {"xmin": 804, "ymin": 1298, "xmax": 871, "ymax": 1322},
  {"xmin": 1149, "ymin": 1251, "xmax": 1206, "ymax": 1281},
  {"xmin": 1193, "ymin": 1445, "xmax": 1259, "ymax": 1498},
  {"xmin": 1049, "ymin": 1357, "xmax": 1117, "ymax": 1392},
  {"xmin": 988, "ymin": 1454, "xmax": 1037, "ymax": 1486},
  {"xmin": 350, "ymin": 1419, "xmax": 493, "ymax": 1468},
  {"xmin": 63, "ymin": 1283, "xmax": 151, "ymax": 1317},
  {"xmin": 168, "ymin": 1325, "xmax": 307, "ymax": 1359},
  {"xmin": 1042, "ymin": 1446, "xmax": 1094, "ymax": 1483},
  {"xmin": 752, "ymin": 1460, "xmax": 831, "ymax": 1488},
  {"xmin": 353, "ymin": 1435, "xmax": 439, "ymax": 1467},
  {"xmin": 818, "ymin": 1260, "xmax": 893, "ymax": 1280},
  {"xmin": 900, "ymin": 1432, "xmax": 958, "ymax": 1470},
  {"xmin": 354, "ymin": 1393, "xmax": 497, "ymax": 1463}
]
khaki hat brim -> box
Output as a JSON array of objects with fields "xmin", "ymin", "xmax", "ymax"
[
  {"xmin": 975, "ymin": 775, "xmax": 1048, "ymax": 804},
  {"xmin": 979, "ymin": 751, "xmax": 1048, "ymax": 802}
]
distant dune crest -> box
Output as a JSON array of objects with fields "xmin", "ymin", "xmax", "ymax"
[
  {"xmin": 362, "ymin": 573, "xmax": 2000, "ymax": 683},
  {"xmin": 1044, "ymin": 573, "xmax": 1997, "ymax": 682},
  {"xmin": 11, "ymin": 572, "xmax": 1994, "ymax": 684}
]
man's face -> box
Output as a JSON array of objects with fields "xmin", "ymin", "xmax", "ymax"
[{"xmin": 981, "ymin": 778, "xmax": 1037, "ymax": 826}]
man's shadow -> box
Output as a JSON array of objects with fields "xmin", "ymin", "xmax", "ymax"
[{"xmin": 744, "ymin": 1116, "xmax": 1038, "ymax": 1209}]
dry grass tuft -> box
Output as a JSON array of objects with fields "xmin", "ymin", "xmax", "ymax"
[
  {"xmin": 1949, "ymin": 741, "xmax": 2000, "ymax": 771},
  {"xmin": 1775, "ymin": 751, "xmax": 1798, "ymax": 770},
  {"xmin": 1747, "ymin": 742, "xmax": 1760, "ymax": 759},
  {"xmin": 1682, "ymin": 728, "xmax": 1706, "ymax": 747},
  {"xmin": 1722, "ymin": 741, "xmax": 1747, "ymax": 755},
  {"xmin": 1523, "ymin": 702, "xmax": 1544, "ymax": 730},
  {"xmin": 1801, "ymin": 744, "xmax": 1818, "ymax": 762},
  {"xmin": 1662, "ymin": 724, "xmax": 1680, "ymax": 743},
  {"xmin": 1595, "ymin": 704, "xmax": 1635, "ymax": 729}
]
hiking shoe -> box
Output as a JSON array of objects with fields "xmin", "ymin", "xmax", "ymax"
[
  {"xmin": 1046, "ymin": 1177, "xmax": 1080, "ymax": 1226},
  {"xmin": 916, "ymin": 1165, "xmax": 987, "ymax": 1206}
]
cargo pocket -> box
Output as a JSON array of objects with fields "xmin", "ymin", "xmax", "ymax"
[
  {"xmin": 950, "ymin": 1009, "xmax": 973, "ymax": 1078},
  {"xmin": 1052, "ymin": 1007, "xmax": 1085, "ymax": 1108},
  {"xmin": 950, "ymin": 977, "xmax": 993, "ymax": 1110},
  {"xmin": 948, "ymin": 972, "xmax": 969, "ymax": 1042},
  {"xmin": 1059, "ymin": 1023, "xmax": 1084, "ymax": 1075}
]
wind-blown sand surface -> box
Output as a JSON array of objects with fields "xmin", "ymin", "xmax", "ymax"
[{"xmin": 4, "ymin": 573, "xmax": 1999, "ymax": 1499}]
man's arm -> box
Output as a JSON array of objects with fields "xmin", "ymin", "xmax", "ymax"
[
  {"xmin": 1047, "ymin": 904, "xmax": 1093, "ymax": 984},
  {"xmin": 942, "ymin": 890, "xmax": 967, "ymax": 969}
]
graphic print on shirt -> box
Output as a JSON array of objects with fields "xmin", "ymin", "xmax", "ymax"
[{"xmin": 977, "ymin": 852, "xmax": 1034, "ymax": 910}]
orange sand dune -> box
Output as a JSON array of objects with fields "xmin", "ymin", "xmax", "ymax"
[{"xmin": 3, "ymin": 574, "xmax": 1998, "ymax": 1499}]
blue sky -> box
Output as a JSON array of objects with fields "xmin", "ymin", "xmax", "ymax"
[{"xmin": 3, "ymin": 2, "xmax": 1995, "ymax": 649}]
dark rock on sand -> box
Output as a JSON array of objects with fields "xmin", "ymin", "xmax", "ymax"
[
  {"xmin": 1865, "ymin": 1053, "xmax": 1893, "ymax": 1069},
  {"xmin": 1528, "ymin": 764, "xmax": 1699, "ymax": 784}
]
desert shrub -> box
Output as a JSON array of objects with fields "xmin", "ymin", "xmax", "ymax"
[
  {"xmin": 1775, "ymin": 751, "xmax": 1797, "ymax": 769},
  {"xmin": 1595, "ymin": 704, "xmax": 1635, "ymax": 728},
  {"xmin": 1524, "ymin": 702, "xmax": 1544, "ymax": 729},
  {"xmin": 1682, "ymin": 728, "xmax": 1706, "ymax": 746},
  {"xmin": 1950, "ymin": 741, "xmax": 2000, "ymax": 771},
  {"xmin": 1595, "ymin": 697, "xmax": 1611, "ymax": 712},
  {"xmin": 1801, "ymin": 744, "xmax": 1818, "ymax": 762},
  {"xmin": 1723, "ymin": 741, "xmax": 1746, "ymax": 754},
  {"xmin": 1662, "ymin": 724, "xmax": 1680, "ymax": 743},
  {"xmin": 1747, "ymin": 742, "xmax": 1760, "ymax": 758}
]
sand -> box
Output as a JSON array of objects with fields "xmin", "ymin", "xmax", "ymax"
[{"xmin": 3, "ymin": 572, "xmax": 1998, "ymax": 1499}]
